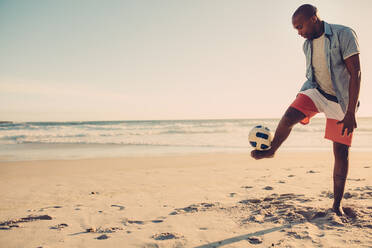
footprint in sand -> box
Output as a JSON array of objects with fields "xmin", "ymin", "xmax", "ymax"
[
  {"xmin": 122, "ymin": 218, "xmax": 146, "ymax": 227},
  {"xmin": 286, "ymin": 230, "xmax": 311, "ymax": 240},
  {"xmin": 38, "ymin": 206, "xmax": 63, "ymax": 212},
  {"xmin": 111, "ymin": 204, "xmax": 125, "ymax": 210},
  {"xmin": 239, "ymin": 199, "xmax": 261, "ymax": 204},
  {"xmin": 342, "ymin": 207, "xmax": 357, "ymax": 219},
  {"xmin": 49, "ymin": 223, "xmax": 68, "ymax": 230},
  {"xmin": 233, "ymin": 192, "xmax": 372, "ymax": 231},
  {"xmin": 343, "ymin": 192, "xmax": 358, "ymax": 199},
  {"xmin": 241, "ymin": 185, "xmax": 253, "ymax": 189},
  {"xmin": 128, "ymin": 220, "xmax": 144, "ymax": 224},
  {"xmin": 152, "ymin": 232, "xmax": 183, "ymax": 240},
  {"xmin": 74, "ymin": 204, "xmax": 83, "ymax": 211},
  {"xmin": 70, "ymin": 226, "xmax": 122, "ymax": 237},
  {"xmin": 0, "ymin": 215, "xmax": 52, "ymax": 230},
  {"xmin": 237, "ymin": 193, "xmax": 320, "ymax": 223},
  {"xmin": 355, "ymin": 186, "xmax": 372, "ymax": 191},
  {"xmin": 122, "ymin": 217, "xmax": 165, "ymax": 226},
  {"xmin": 96, "ymin": 234, "xmax": 109, "ymax": 240},
  {"xmin": 320, "ymin": 191, "xmax": 334, "ymax": 198},
  {"xmin": 0, "ymin": 224, "xmax": 19, "ymax": 230},
  {"xmin": 86, "ymin": 226, "xmax": 122, "ymax": 233},
  {"xmin": 353, "ymin": 186, "xmax": 372, "ymax": 199},
  {"xmin": 347, "ymin": 178, "xmax": 365, "ymax": 181},
  {"xmin": 247, "ymin": 236, "xmax": 262, "ymax": 244},
  {"xmin": 151, "ymin": 220, "xmax": 164, "ymax": 223},
  {"xmin": 169, "ymin": 202, "xmax": 218, "ymax": 215}
]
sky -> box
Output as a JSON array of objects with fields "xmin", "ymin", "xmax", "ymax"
[{"xmin": 1, "ymin": 0, "xmax": 371, "ymax": 121}]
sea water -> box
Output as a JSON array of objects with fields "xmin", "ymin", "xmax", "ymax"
[{"xmin": 1, "ymin": 118, "xmax": 371, "ymax": 161}]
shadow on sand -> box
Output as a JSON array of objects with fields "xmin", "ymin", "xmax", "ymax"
[{"xmin": 194, "ymin": 221, "xmax": 304, "ymax": 248}]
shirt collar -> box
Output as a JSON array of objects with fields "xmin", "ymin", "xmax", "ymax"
[{"xmin": 324, "ymin": 21, "xmax": 332, "ymax": 36}]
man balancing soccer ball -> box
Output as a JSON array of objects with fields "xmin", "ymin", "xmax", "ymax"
[{"xmin": 251, "ymin": 4, "xmax": 361, "ymax": 216}]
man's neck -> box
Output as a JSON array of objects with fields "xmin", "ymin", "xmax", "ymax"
[{"xmin": 313, "ymin": 20, "xmax": 325, "ymax": 39}]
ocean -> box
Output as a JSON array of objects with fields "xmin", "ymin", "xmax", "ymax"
[{"xmin": 1, "ymin": 118, "xmax": 371, "ymax": 161}]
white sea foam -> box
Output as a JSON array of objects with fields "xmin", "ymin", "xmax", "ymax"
[{"xmin": 0, "ymin": 118, "xmax": 371, "ymax": 161}]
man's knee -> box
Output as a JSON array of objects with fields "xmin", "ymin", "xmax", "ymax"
[
  {"xmin": 333, "ymin": 142, "xmax": 349, "ymax": 161},
  {"xmin": 282, "ymin": 107, "xmax": 306, "ymax": 128}
]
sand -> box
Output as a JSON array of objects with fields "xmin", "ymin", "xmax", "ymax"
[{"xmin": 0, "ymin": 151, "xmax": 371, "ymax": 247}]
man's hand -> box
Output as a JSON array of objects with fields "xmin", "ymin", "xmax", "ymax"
[
  {"xmin": 340, "ymin": 53, "xmax": 360, "ymax": 137},
  {"xmin": 337, "ymin": 112, "xmax": 357, "ymax": 136}
]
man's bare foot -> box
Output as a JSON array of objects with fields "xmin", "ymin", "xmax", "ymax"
[
  {"xmin": 332, "ymin": 204, "xmax": 344, "ymax": 216},
  {"xmin": 251, "ymin": 149, "xmax": 275, "ymax": 160}
]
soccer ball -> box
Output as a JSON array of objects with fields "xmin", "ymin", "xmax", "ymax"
[{"xmin": 248, "ymin": 125, "xmax": 272, "ymax": 151}]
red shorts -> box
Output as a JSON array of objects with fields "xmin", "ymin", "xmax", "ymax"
[{"xmin": 290, "ymin": 89, "xmax": 353, "ymax": 146}]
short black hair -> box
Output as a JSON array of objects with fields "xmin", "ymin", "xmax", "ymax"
[{"xmin": 292, "ymin": 4, "xmax": 317, "ymax": 19}]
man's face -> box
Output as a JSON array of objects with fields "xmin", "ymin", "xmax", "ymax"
[{"xmin": 292, "ymin": 14, "xmax": 316, "ymax": 39}]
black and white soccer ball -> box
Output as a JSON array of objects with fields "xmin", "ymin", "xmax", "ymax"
[{"xmin": 248, "ymin": 125, "xmax": 272, "ymax": 151}]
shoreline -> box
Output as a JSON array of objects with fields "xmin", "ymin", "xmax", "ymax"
[{"xmin": 1, "ymin": 148, "xmax": 371, "ymax": 163}]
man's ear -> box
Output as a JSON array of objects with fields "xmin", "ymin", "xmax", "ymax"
[{"xmin": 310, "ymin": 15, "xmax": 317, "ymax": 23}]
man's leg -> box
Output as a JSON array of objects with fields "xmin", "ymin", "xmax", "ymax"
[
  {"xmin": 332, "ymin": 141, "xmax": 349, "ymax": 216},
  {"xmin": 251, "ymin": 107, "xmax": 306, "ymax": 159}
]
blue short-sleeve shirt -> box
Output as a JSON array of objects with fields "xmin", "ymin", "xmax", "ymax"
[{"xmin": 300, "ymin": 21, "xmax": 360, "ymax": 113}]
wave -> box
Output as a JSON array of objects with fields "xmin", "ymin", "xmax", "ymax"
[
  {"xmin": 25, "ymin": 121, "xmax": 127, "ymax": 126},
  {"xmin": 0, "ymin": 119, "xmax": 272, "ymax": 128},
  {"xmin": 0, "ymin": 134, "xmax": 89, "ymax": 143},
  {"xmin": 2, "ymin": 119, "xmax": 372, "ymax": 132},
  {"xmin": 1, "ymin": 119, "xmax": 371, "ymax": 148},
  {"xmin": 14, "ymin": 140, "xmax": 246, "ymax": 149},
  {"xmin": 0, "ymin": 120, "xmax": 140, "ymax": 130},
  {"xmin": 159, "ymin": 129, "xmax": 229, "ymax": 134},
  {"xmin": 0, "ymin": 135, "xmax": 27, "ymax": 141}
]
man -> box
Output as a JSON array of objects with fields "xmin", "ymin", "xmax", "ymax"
[{"xmin": 251, "ymin": 4, "xmax": 361, "ymax": 216}]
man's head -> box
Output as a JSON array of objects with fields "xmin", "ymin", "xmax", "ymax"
[{"xmin": 292, "ymin": 4, "xmax": 321, "ymax": 39}]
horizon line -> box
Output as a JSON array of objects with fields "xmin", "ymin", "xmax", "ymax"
[{"xmin": 2, "ymin": 116, "xmax": 372, "ymax": 123}]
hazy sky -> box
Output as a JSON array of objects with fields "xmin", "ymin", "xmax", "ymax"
[{"xmin": 1, "ymin": 0, "xmax": 371, "ymax": 121}]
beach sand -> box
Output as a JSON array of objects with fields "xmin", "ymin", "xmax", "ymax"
[{"xmin": 0, "ymin": 151, "xmax": 371, "ymax": 247}]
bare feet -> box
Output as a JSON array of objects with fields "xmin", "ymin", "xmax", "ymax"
[
  {"xmin": 251, "ymin": 149, "xmax": 275, "ymax": 160},
  {"xmin": 332, "ymin": 204, "xmax": 357, "ymax": 218},
  {"xmin": 332, "ymin": 205, "xmax": 344, "ymax": 216}
]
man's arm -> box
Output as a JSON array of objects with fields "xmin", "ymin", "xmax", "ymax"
[{"xmin": 337, "ymin": 54, "xmax": 361, "ymax": 136}]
